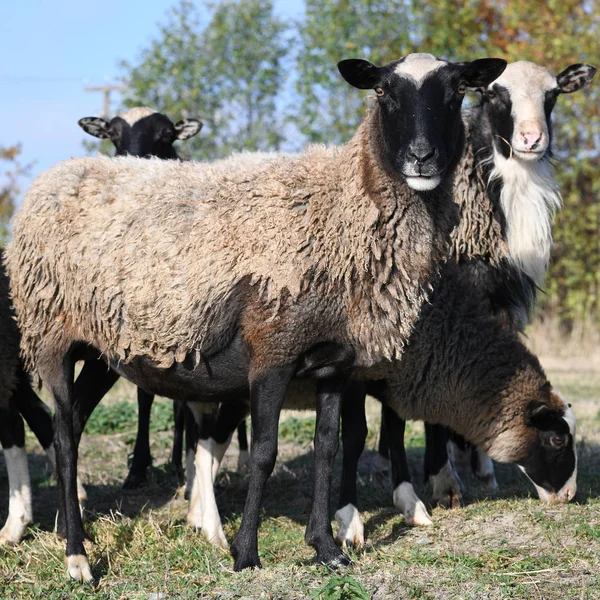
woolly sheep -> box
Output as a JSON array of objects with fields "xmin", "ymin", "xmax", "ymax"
[{"xmin": 8, "ymin": 53, "xmax": 506, "ymax": 581}]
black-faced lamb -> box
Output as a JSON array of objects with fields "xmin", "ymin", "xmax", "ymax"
[
  {"xmin": 8, "ymin": 53, "xmax": 506, "ymax": 581},
  {"xmin": 78, "ymin": 106, "xmax": 202, "ymax": 159}
]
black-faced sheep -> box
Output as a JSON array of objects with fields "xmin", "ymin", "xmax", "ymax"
[
  {"xmin": 8, "ymin": 53, "xmax": 506, "ymax": 581},
  {"xmin": 78, "ymin": 106, "xmax": 203, "ymax": 159}
]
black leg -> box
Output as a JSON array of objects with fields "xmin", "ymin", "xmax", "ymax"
[
  {"xmin": 0, "ymin": 399, "xmax": 32, "ymax": 545},
  {"xmin": 425, "ymin": 424, "xmax": 463, "ymax": 509},
  {"xmin": 48, "ymin": 353, "xmax": 94, "ymax": 584},
  {"xmin": 236, "ymin": 420, "xmax": 250, "ymax": 472},
  {"xmin": 305, "ymin": 377, "xmax": 351, "ymax": 568},
  {"xmin": 335, "ymin": 382, "xmax": 367, "ymax": 548},
  {"xmin": 377, "ymin": 404, "xmax": 389, "ymax": 460},
  {"xmin": 184, "ymin": 403, "xmax": 199, "ymax": 500},
  {"xmin": 72, "ymin": 360, "xmax": 120, "ymax": 446},
  {"xmin": 14, "ymin": 368, "xmax": 53, "ymax": 451},
  {"xmin": 123, "ymin": 388, "xmax": 154, "ymax": 489},
  {"xmin": 230, "ymin": 364, "xmax": 295, "ymax": 571},
  {"xmin": 170, "ymin": 399, "xmax": 185, "ymax": 473},
  {"xmin": 384, "ymin": 405, "xmax": 433, "ymax": 526}
]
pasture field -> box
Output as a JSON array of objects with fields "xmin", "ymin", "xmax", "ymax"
[{"xmin": 1, "ymin": 357, "xmax": 599, "ymax": 599}]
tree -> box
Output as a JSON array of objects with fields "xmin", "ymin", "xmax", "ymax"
[
  {"xmin": 294, "ymin": 0, "xmax": 412, "ymax": 145},
  {"xmin": 120, "ymin": 0, "xmax": 289, "ymax": 160},
  {"xmin": 0, "ymin": 144, "xmax": 33, "ymax": 243}
]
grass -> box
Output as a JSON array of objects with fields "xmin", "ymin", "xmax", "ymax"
[{"xmin": 1, "ymin": 358, "xmax": 600, "ymax": 599}]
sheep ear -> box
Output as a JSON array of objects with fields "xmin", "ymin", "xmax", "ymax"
[
  {"xmin": 78, "ymin": 117, "xmax": 111, "ymax": 139},
  {"xmin": 459, "ymin": 58, "xmax": 507, "ymax": 89},
  {"xmin": 557, "ymin": 64, "xmax": 597, "ymax": 94},
  {"xmin": 175, "ymin": 118, "xmax": 203, "ymax": 140},
  {"xmin": 525, "ymin": 401, "xmax": 556, "ymax": 428},
  {"xmin": 338, "ymin": 59, "xmax": 381, "ymax": 90}
]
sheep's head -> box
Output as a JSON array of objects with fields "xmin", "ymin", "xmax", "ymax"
[
  {"xmin": 488, "ymin": 384, "xmax": 577, "ymax": 504},
  {"xmin": 338, "ymin": 53, "xmax": 506, "ymax": 191},
  {"xmin": 78, "ymin": 107, "xmax": 203, "ymax": 159},
  {"xmin": 480, "ymin": 61, "xmax": 596, "ymax": 161}
]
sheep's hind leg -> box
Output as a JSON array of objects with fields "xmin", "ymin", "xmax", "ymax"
[
  {"xmin": 306, "ymin": 377, "xmax": 351, "ymax": 568},
  {"xmin": 122, "ymin": 389, "xmax": 154, "ymax": 489},
  {"xmin": 0, "ymin": 402, "xmax": 32, "ymax": 545},
  {"xmin": 425, "ymin": 424, "xmax": 463, "ymax": 509},
  {"xmin": 230, "ymin": 364, "xmax": 295, "ymax": 571},
  {"xmin": 47, "ymin": 351, "xmax": 94, "ymax": 584},
  {"xmin": 383, "ymin": 406, "xmax": 432, "ymax": 526},
  {"xmin": 236, "ymin": 420, "xmax": 250, "ymax": 473},
  {"xmin": 335, "ymin": 383, "xmax": 367, "ymax": 549}
]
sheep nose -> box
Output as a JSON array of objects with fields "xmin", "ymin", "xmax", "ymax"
[
  {"xmin": 519, "ymin": 126, "xmax": 543, "ymax": 151},
  {"xmin": 407, "ymin": 145, "xmax": 437, "ymax": 166}
]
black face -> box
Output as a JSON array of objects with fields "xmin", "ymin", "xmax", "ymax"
[
  {"xmin": 520, "ymin": 400, "xmax": 576, "ymax": 497},
  {"xmin": 111, "ymin": 114, "xmax": 180, "ymax": 159},
  {"xmin": 78, "ymin": 113, "xmax": 202, "ymax": 160},
  {"xmin": 338, "ymin": 56, "xmax": 507, "ymax": 191}
]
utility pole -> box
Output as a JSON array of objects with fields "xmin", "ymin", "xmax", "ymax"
[{"xmin": 84, "ymin": 84, "xmax": 128, "ymax": 118}]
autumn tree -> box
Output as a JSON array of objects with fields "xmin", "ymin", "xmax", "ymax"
[{"xmin": 0, "ymin": 145, "xmax": 33, "ymax": 243}]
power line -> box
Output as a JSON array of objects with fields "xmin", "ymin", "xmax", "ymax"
[
  {"xmin": 0, "ymin": 75, "xmax": 85, "ymax": 83},
  {"xmin": 84, "ymin": 85, "xmax": 128, "ymax": 119}
]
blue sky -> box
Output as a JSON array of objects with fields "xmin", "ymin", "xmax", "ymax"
[{"xmin": 0, "ymin": 0, "xmax": 303, "ymax": 197}]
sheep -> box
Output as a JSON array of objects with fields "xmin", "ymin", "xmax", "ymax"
[
  {"xmin": 78, "ymin": 106, "xmax": 203, "ymax": 159},
  {"xmin": 8, "ymin": 53, "xmax": 506, "ymax": 581},
  {"xmin": 78, "ymin": 106, "xmax": 206, "ymax": 488},
  {"xmin": 338, "ymin": 60, "xmax": 596, "ymax": 542}
]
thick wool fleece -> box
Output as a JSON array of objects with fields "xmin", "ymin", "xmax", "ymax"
[
  {"xmin": 362, "ymin": 262, "xmax": 562, "ymax": 463},
  {"xmin": 8, "ymin": 107, "xmax": 457, "ymax": 378},
  {"xmin": 451, "ymin": 122, "xmax": 507, "ymax": 264},
  {"xmin": 0, "ymin": 252, "xmax": 21, "ymax": 409}
]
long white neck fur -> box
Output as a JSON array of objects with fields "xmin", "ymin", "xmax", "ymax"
[{"xmin": 488, "ymin": 150, "xmax": 562, "ymax": 285}]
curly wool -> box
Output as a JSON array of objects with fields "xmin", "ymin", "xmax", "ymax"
[{"xmin": 8, "ymin": 107, "xmax": 457, "ymax": 376}]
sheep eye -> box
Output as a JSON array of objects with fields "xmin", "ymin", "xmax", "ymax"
[
  {"xmin": 375, "ymin": 87, "xmax": 385, "ymax": 97},
  {"xmin": 487, "ymin": 90, "xmax": 496, "ymax": 99},
  {"xmin": 458, "ymin": 84, "xmax": 467, "ymax": 95},
  {"xmin": 550, "ymin": 435, "xmax": 567, "ymax": 449}
]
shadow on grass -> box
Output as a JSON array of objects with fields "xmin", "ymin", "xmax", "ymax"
[{"xmin": 3, "ymin": 438, "xmax": 600, "ymax": 543}]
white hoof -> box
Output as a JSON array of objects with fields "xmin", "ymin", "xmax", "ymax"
[
  {"xmin": 430, "ymin": 461, "xmax": 464, "ymax": 508},
  {"xmin": 0, "ymin": 519, "xmax": 28, "ymax": 546},
  {"xmin": 201, "ymin": 522, "xmax": 229, "ymax": 550},
  {"xmin": 393, "ymin": 482, "xmax": 433, "ymax": 526},
  {"xmin": 334, "ymin": 503, "xmax": 365, "ymax": 548},
  {"xmin": 66, "ymin": 554, "xmax": 94, "ymax": 584}
]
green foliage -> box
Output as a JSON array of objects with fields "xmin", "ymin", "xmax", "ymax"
[
  {"xmin": 84, "ymin": 400, "xmax": 174, "ymax": 435},
  {"xmin": 0, "ymin": 144, "xmax": 33, "ymax": 243},
  {"xmin": 278, "ymin": 415, "xmax": 315, "ymax": 445},
  {"xmin": 311, "ymin": 574, "xmax": 372, "ymax": 600}
]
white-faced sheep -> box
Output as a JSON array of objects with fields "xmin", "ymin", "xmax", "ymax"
[
  {"xmin": 340, "ymin": 60, "xmax": 596, "ymax": 542},
  {"xmin": 8, "ymin": 53, "xmax": 506, "ymax": 581}
]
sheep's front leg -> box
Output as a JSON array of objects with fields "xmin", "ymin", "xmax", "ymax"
[
  {"xmin": 48, "ymin": 353, "xmax": 94, "ymax": 584},
  {"xmin": 335, "ymin": 383, "xmax": 367, "ymax": 549},
  {"xmin": 123, "ymin": 388, "xmax": 154, "ymax": 489},
  {"xmin": 385, "ymin": 407, "xmax": 433, "ymax": 527},
  {"xmin": 306, "ymin": 377, "xmax": 351, "ymax": 568},
  {"xmin": 0, "ymin": 402, "xmax": 32, "ymax": 546},
  {"xmin": 425, "ymin": 424, "xmax": 463, "ymax": 509},
  {"xmin": 230, "ymin": 364, "xmax": 294, "ymax": 571}
]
